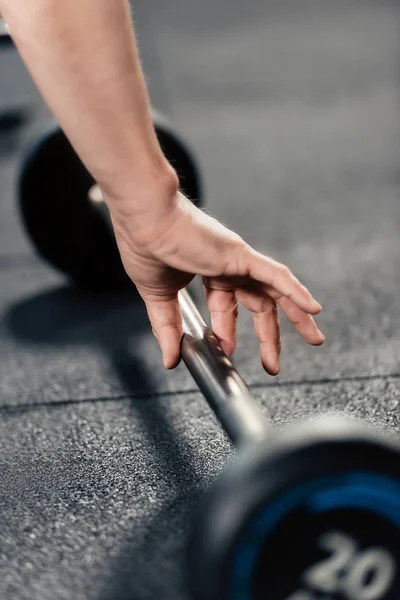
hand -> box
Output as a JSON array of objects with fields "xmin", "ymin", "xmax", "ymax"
[{"xmin": 109, "ymin": 191, "xmax": 325, "ymax": 374}]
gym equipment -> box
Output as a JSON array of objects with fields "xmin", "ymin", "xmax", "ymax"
[
  {"xmin": 0, "ymin": 18, "xmax": 12, "ymax": 47},
  {"xmin": 0, "ymin": 104, "xmax": 31, "ymax": 132},
  {"xmin": 19, "ymin": 114, "xmax": 203, "ymax": 288},
  {"xmin": 180, "ymin": 291, "xmax": 400, "ymax": 600},
  {"xmin": 0, "ymin": 18, "xmax": 32, "ymax": 132},
  {"xmin": 19, "ymin": 117, "xmax": 400, "ymax": 599}
]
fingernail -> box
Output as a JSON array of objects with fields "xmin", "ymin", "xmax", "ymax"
[
  {"xmin": 163, "ymin": 357, "xmax": 175, "ymax": 369},
  {"xmin": 220, "ymin": 341, "xmax": 228, "ymax": 355},
  {"xmin": 163, "ymin": 352, "xmax": 181, "ymax": 369},
  {"xmin": 222, "ymin": 342, "xmax": 234, "ymax": 357},
  {"xmin": 271, "ymin": 363, "xmax": 280, "ymax": 376},
  {"xmin": 318, "ymin": 330, "xmax": 326, "ymax": 341},
  {"xmin": 313, "ymin": 300, "xmax": 323, "ymax": 311}
]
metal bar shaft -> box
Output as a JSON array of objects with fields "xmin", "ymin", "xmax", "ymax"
[{"xmin": 179, "ymin": 289, "xmax": 270, "ymax": 447}]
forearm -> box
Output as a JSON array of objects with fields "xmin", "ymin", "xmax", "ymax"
[{"xmin": 0, "ymin": 0, "xmax": 177, "ymax": 208}]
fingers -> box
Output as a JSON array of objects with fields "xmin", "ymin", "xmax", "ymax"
[
  {"xmin": 278, "ymin": 296, "xmax": 325, "ymax": 346},
  {"xmin": 143, "ymin": 294, "xmax": 182, "ymax": 369},
  {"xmin": 142, "ymin": 286, "xmax": 324, "ymax": 373},
  {"xmin": 204, "ymin": 285, "xmax": 238, "ymax": 356},
  {"xmin": 238, "ymin": 245, "xmax": 322, "ymax": 315},
  {"xmin": 235, "ymin": 286, "xmax": 281, "ymax": 376}
]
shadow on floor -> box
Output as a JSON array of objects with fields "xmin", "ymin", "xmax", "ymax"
[{"xmin": 4, "ymin": 284, "xmax": 206, "ymax": 599}]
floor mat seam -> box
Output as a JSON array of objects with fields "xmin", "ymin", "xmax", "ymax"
[{"xmin": 1, "ymin": 371, "xmax": 399, "ymax": 413}]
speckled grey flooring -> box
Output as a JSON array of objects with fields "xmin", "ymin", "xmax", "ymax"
[{"xmin": 0, "ymin": 1, "xmax": 399, "ymax": 598}]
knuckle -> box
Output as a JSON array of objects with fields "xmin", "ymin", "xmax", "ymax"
[
  {"xmin": 238, "ymin": 239, "xmax": 248, "ymax": 255},
  {"xmin": 276, "ymin": 263, "xmax": 291, "ymax": 277},
  {"xmin": 260, "ymin": 296, "xmax": 277, "ymax": 315},
  {"xmin": 232, "ymin": 237, "xmax": 249, "ymax": 272},
  {"xmin": 232, "ymin": 233, "xmax": 246, "ymax": 249},
  {"xmin": 226, "ymin": 295, "xmax": 239, "ymax": 314},
  {"xmin": 232, "ymin": 233, "xmax": 249, "ymax": 256},
  {"xmin": 157, "ymin": 322, "xmax": 181, "ymax": 333},
  {"xmin": 260, "ymin": 300, "xmax": 275, "ymax": 316}
]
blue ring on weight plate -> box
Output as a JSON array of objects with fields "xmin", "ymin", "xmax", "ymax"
[{"xmin": 230, "ymin": 471, "xmax": 400, "ymax": 600}]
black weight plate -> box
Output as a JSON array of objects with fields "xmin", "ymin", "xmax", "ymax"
[
  {"xmin": 19, "ymin": 123, "xmax": 127, "ymax": 289},
  {"xmin": 19, "ymin": 118, "xmax": 203, "ymax": 288},
  {"xmin": 188, "ymin": 419, "xmax": 400, "ymax": 600},
  {"xmin": 0, "ymin": 104, "xmax": 31, "ymax": 132},
  {"xmin": 152, "ymin": 110, "xmax": 203, "ymax": 203},
  {"xmin": 0, "ymin": 19, "xmax": 12, "ymax": 47}
]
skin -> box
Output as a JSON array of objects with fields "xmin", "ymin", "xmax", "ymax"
[{"xmin": 0, "ymin": 0, "xmax": 325, "ymax": 373}]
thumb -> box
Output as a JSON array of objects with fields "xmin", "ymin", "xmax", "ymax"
[{"xmin": 142, "ymin": 293, "xmax": 183, "ymax": 369}]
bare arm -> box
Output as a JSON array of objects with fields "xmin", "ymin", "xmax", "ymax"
[{"xmin": 0, "ymin": 0, "xmax": 178, "ymax": 214}]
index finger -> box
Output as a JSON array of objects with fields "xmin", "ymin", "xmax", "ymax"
[{"xmin": 241, "ymin": 247, "xmax": 322, "ymax": 315}]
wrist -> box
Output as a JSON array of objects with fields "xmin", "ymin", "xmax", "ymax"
[
  {"xmin": 102, "ymin": 161, "xmax": 182, "ymax": 242},
  {"xmin": 101, "ymin": 158, "xmax": 179, "ymax": 213}
]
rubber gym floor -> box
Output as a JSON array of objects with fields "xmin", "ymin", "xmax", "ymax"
[{"xmin": 0, "ymin": 1, "xmax": 399, "ymax": 598}]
